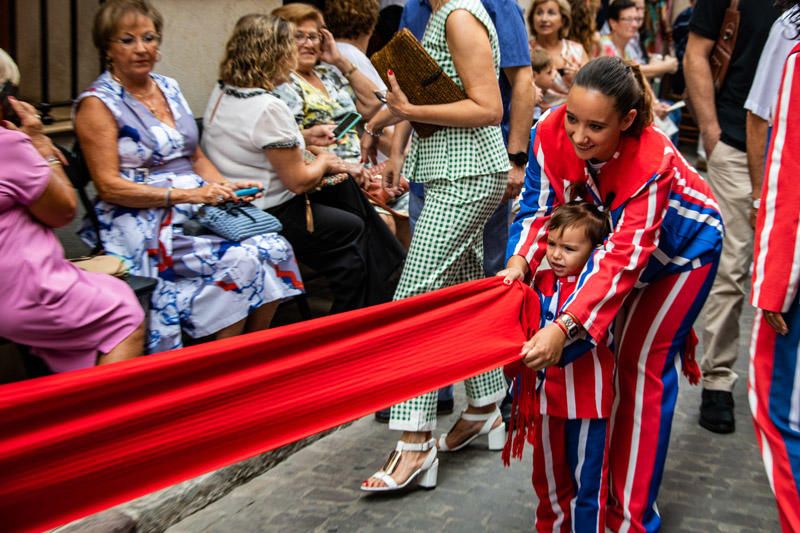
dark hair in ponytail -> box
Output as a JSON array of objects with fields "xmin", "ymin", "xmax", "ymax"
[{"xmin": 573, "ymin": 56, "xmax": 653, "ymax": 137}]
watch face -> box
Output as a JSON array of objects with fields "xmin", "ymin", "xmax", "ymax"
[{"xmin": 560, "ymin": 314, "xmax": 578, "ymax": 337}]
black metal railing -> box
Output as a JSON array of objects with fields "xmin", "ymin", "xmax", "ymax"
[
  {"xmin": 37, "ymin": 0, "xmax": 82, "ymax": 124},
  {"xmin": 4, "ymin": 0, "xmax": 101, "ymax": 124}
]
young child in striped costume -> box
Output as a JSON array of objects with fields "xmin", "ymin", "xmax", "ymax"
[{"xmin": 502, "ymin": 197, "xmax": 614, "ymax": 532}]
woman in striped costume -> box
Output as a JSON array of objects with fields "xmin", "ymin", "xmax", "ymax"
[{"xmin": 505, "ymin": 57, "xmax": 723, "ymax": 532}]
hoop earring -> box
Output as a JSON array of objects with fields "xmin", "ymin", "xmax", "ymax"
[{"xmin": 156, "ymin": 49, "xmax": 162, "ymax": 62}]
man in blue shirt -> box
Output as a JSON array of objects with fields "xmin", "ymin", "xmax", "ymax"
[{"xmin": 373, "ymin": 0, "xmax": 533, "ymax": 422}]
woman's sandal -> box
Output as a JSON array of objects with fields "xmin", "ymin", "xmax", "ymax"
[
  {"xmin": 437, "ymin": 408, "xmax": 506, "ymax": 452},
  {"xmin": 360, "ymin": 438, "xmax": 438, "ymax": 492}
]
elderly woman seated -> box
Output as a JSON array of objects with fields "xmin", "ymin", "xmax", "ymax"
[
  {"xmin": 269, "ymin": 3, "xmax": 383, "ymax": 163},
  {"xmin": 73, "ymin": 0, "xmax": 303, "ymax": 354},
  {"xmin": 201, "ymin": 14, "xmax": 405, "ymax": 315},
  {"xmin": 0, "ymin": 50, "xmax": 144, "ymax": 373}
]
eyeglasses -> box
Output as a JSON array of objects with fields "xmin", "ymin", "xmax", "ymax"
[
  {"xmin": 294, "ymin": 32, "xmax": 321, "ymax": 45},
  {"xmin": 618, "ymin": 16, "xmax": 644, "ymax": 23},
  {"xmin": 110, "ymin": 33, "xmax": 161, "ymax": 48}
]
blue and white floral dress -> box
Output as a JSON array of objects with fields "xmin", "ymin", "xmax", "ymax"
[{"xmin": 75, "ymin": 72, "xmax": 304, "ymax": 354}]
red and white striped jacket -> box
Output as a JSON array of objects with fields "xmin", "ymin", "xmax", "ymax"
[
  {"xmin": 508, "ymin": 106, "xmax": 723, "ymax": 343},
  {"xmin": 533, "ymin": 270, "xmax": 615, "ymax": 419},
  {"xmin": 751, "ymin": 43, "xmax": 800, "ymax": 313}
]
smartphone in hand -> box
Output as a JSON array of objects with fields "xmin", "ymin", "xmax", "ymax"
[{"xmin": 332, "ymin": 111, "xmax": 362, "ymax": 141}]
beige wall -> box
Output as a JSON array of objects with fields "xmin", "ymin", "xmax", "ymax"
[
  {"xmin": 13, "ymin": 0, "xmax": 281, "ymax": 115},
  {"xmin": 155, "ymin": 0, "xmax": 281, "ymax": 114}
]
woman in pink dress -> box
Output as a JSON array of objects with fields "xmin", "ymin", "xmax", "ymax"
[{"xmin": 0, "ymin": 96, "xmax": 144, "ymax": 373}]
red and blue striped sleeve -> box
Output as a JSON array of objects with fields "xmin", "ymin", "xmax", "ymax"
[
  {"xmin": 751, "ymin": 46, "xmax": 800, "ymax": 313},
  {"xmin": 563, "ymin": 173, "xmax": 673, "ymax": 342}
]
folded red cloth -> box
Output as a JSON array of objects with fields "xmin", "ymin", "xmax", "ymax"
[{"xmin": 0, "ymin": 277, "xmax": 535, "ymax": 532}]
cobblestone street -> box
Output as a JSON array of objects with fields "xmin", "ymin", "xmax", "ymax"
[{"xmin": 167, "ymin": 303, "xmax": 780, "ymax": 532}]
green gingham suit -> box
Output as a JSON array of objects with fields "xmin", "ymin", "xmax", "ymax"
[{"xmin": 389, "ymin": 0, "xmax": 510, "ymax": 431}]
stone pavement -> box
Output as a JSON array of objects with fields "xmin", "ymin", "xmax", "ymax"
[{"xmin": 168, "ymin": 306, "xmax": 780, "ymax": 532}]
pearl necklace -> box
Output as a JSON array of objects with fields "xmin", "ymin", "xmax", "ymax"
[{"xmin": 112, "ymin": 74, "xmax": 165, "ymax": 121}]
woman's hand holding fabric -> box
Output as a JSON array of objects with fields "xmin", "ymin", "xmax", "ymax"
[
  {"xmin": 304, "ymin": 124, "xmax": 337, "ymax": 147},
  {"xmin": 497, "ymin": 266, "xmax": 525, "ymax": 285},
  {"xmin": 521, "ymin": 323, "xmax": 567, "ymax": 371}
]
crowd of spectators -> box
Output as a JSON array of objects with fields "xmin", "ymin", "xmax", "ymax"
[{"xmin": 2, "ymin": 0, "xmax": 800, "ymax": 530}]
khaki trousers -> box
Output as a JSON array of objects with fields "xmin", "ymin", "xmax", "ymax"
[{"xmin": 700, "ymin": 141, "xmax": 753, "ymax": 391}]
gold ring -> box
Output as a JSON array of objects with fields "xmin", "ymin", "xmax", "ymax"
[{"xmin": 35, "ymin": 114, "xmax": 42, "ymax": 120}]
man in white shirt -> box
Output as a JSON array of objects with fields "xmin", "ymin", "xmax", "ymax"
[{"xmin": 744, "ymin": 5, "xmax": 800, "ymax": 229}]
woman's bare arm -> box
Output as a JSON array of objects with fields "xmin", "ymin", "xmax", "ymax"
[
  {"xmin": 385, "ymin": 10, "xmax": 503, "ymax": 128},
  {"xmin": 265, "ymin": 146, "xmax": 348, "ymax": 194},
  {"xmin": 7, "ymin": 97, "xmax": 77, "ymax": 227},
  {"xmin": 75, "ymin": 97, "xmax": 235, "ymax": 207}
]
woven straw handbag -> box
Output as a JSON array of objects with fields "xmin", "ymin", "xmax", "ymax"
[{"xmin": 371, "ymin": 28, "xmax": 466, "ymax": 138}]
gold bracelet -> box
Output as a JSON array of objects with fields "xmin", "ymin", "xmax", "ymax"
[{"xmin": 165, "ymin": 187, "xmax": 173, "ymax": 207}]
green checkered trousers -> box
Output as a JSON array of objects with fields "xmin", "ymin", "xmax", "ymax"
[{"xmin": 388, "ymin": 172, "xmax": 508, "ymax": 432}]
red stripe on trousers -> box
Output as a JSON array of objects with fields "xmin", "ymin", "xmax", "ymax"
[
  {"xmin": 750, "ymin": 311, "xmax": 800, "ymax": 532},
  {"xmin": 533, "ymin": 413, "xmax": 572, "ymax": 532},
  {"xmin": 532, "ymin": 414, "xmax": 610, "ymax": 532},
  {"xmin": 607, "ymin": 264, "xmax": 713, "ymax": 533}
]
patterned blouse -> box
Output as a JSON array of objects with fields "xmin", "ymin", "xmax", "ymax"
[
  {"xmin": 271, "ymin": 66, "xmax": 361, "ymax": 162},
  {"xmin": 402, "ymin": 0, "xmax": 510, "ymax": 183},
  {"xmin": 600, "ymin": 35, "xmax": 633, "ymax": 61}
]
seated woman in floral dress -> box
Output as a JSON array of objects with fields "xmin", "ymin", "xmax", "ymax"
[
  {"xmin": 74, "ymin": 0, "xmax": 303, "ymax": 353},
  {"xmin": 270, "ymin": 3, "xmax": 383, "ymax": 164}
]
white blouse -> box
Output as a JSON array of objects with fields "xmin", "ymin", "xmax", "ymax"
[{"xmin": 201, "ymin": 82, "xmax": 305, "ymax": 210}]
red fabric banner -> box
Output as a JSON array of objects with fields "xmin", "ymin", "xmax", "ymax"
[{"xmin": 0, "ymin": 278, "xmax": 536, "ymax": 532}]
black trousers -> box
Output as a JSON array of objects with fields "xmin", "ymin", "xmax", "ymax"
[{"xmin": 268, "ymin": 179, "xmax": 404, "ymax": 314}]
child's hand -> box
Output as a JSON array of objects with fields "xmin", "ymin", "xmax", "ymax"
[
  {"xmin": 521, "ymin": 323, "xmax": 566, "ymax": 370},
  {"xmin": 497, "ymin": 266, "xmax": 525, "ymax": 285}
]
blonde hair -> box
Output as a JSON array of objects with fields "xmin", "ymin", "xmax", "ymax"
[
  {"xmin": 0, "ymin": 48, "xmax": 20, "ymax": 85},
  {"xmin": 528, "ymin": 0, "xmax": 572, "ymax": 41},
  {"xmin": 92, "ymin": 0, "xmax": 163, "ymax": 61},
  {"xmin": 219, "ymin": 14, "xmax": 296, "ymax": 91},
  {"xmin": 271, "ymin": 4, "xmax": 325, "ymax": 29}
]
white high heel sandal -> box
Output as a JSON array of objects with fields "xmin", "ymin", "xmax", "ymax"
[
  {"xmin": 437, "ymin": 408, "xmax": 506, "ymax": 452},
  {"xmin": 360, "ymin": 438, "xmax": 439, "ymax": 493}
]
